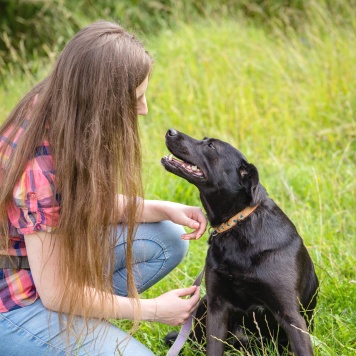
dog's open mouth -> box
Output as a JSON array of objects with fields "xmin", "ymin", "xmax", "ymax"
[{"xmin": 162, "ymin": 154, "xmax": 205, "ymax": 179}]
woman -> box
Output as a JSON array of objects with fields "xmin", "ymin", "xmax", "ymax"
[{"xmin": 0, "ymin": 21, "xmax": 206, "ymax": 355}]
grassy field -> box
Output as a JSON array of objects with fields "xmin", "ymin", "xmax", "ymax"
[{"xmin": 0, "ymin": 2, "xmax": 355, "ymax": 355}]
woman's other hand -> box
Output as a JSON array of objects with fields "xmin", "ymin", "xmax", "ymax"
[{"xmin": 152, "ymin": 286, "xmax": 201, "ymax": 326}]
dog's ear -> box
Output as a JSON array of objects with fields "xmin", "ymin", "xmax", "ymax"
[{"xmin": 239, "ymin": 161, "xmax": 267, "ymax": 205}]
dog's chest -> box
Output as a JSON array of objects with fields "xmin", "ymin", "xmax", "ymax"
[
  {"xmin": 207, "ymin": 235, "xmax": 258, "ymax": 273},
  {"xmin": 207, "ymin": 262, "xmax": 266, "ymax": 312},
  {"xmin": 206, "ymin": 237, "xmax": 269, "ymax": 304}
]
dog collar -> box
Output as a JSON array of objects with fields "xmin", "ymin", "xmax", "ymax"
[{"xmin": 212, "ymin": 204, "xmax": 259, "ymax": 235}]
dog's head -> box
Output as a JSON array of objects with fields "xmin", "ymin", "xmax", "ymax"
[{"xmin": 161, "ymin": 129, "xmax": 267, "ymax": 224}]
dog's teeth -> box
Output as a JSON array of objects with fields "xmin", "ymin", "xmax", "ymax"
[
  {"xmin": 191, "ymin": 166, "xmax": 198, "ymax": 171},
  {"xmin": 168, "ymin": 154, "xmax": 173, "ymax": 161}
]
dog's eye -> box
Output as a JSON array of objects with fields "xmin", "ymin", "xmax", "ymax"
[{"xmin": 208, "ymin": 143, "xmax": 216, "ymax": 149}]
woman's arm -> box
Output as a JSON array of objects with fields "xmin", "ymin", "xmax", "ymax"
[
  {"xmin": 116, "ymin": 195, "xmax": 207, "ymax": 240},
  {"xmin": 24, "ymin": 231, "xmax": 200, "ymax": 325}
]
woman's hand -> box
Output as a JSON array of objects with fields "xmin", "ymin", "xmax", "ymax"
[
  {"xmin": 153, "ymin": 286, "xmax": 201, "ymax": 326},
  {"xmin": 163, "ymin": 202, "xmax": 207, "ymax": 240},
  {"xmin": 139, "ymin": 200, "xmax": 207, "ymax": 240}
]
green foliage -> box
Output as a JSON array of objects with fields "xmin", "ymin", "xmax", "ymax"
[
  {"xmin": 0, "ymin": 0, "xmax": 355, "ymax": 355},
  {"xmin": 1, "ymin": 0, "xmax": 356, "ymax": 79}
]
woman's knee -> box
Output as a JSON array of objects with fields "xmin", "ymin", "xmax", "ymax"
[
  {"xmin": 155, "ymin": 220, "xmax": 189, "ymax": 265},
  {"xmin": 113, "ymin": 221, "xmax": 189, "ymax": 295}
]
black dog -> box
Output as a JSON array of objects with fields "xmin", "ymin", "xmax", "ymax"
[{"xmin": 161, "ymin": 129, "xmax": 318, "ymax": 356}]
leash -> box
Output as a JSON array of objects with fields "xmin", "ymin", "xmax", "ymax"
[{"xmin": 166, "ymin": 267, "xmax": 205, "ymax": 356}]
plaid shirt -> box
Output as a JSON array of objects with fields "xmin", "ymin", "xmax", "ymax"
[{"xmin": 0, "ymin": 119, "xmax": 60, "ymax": 312}]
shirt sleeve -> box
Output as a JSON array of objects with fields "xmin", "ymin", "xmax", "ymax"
[{"xmin": 8, "ymin": 156, "xmax": 60, "ymax": 235}]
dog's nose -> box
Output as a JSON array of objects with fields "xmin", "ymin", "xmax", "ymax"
[{"xmin": 168, "ymin": 129, "xmax": 178, "ymax": 136}]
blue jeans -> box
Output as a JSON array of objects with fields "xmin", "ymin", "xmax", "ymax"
[{"xmin": 0, "ymin": 221, "xmax": 188, "ymax": 355}]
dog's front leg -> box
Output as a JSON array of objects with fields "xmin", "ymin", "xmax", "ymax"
[
  {"xmin": 206, "ymin": 297, "xmax": 229, "ymax": 356},
  {"xmin": 275, "ymin": 310, "xmax": 314, "ymax": 356}
]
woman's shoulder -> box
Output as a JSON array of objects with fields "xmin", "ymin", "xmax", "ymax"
[{"xmin": 29, "ymin": 140, "xmax": 55, "ymax": 173}]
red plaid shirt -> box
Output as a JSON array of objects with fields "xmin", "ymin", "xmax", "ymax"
[{"xmin": 0, "ymin": 119, "xmax": 60, "ymax": 312}]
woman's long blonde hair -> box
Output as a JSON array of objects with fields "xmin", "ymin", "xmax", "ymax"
[{"xmin": 0, "ymin": 20, "xmax": 153, "ymax": 340}]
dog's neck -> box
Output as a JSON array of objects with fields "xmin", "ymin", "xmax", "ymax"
[{"xmin": 200, "ymin": 190, "xmax": 252, "ymax": 227}]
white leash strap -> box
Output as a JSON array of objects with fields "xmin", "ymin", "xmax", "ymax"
[{"xmin": 166, "ymin": 268, "xmax": 205, "ymax": 356}]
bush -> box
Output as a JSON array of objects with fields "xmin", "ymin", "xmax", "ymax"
[{"xmin": 1, "ymin": 0, "xmax": 355, "ymax": 79}]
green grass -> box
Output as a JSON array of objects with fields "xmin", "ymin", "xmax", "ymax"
[
  {"xmin": 140, "ymin": 7, "xmax": 356, "ymax": 355},
  {"xmin": 1, "ymin": 2, "xmax": 355, "ymax": 355}
]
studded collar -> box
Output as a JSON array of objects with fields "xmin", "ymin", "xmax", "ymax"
[{"xmin": 212, "ymin": 204, "xmax": 259, "ymax": 236}]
